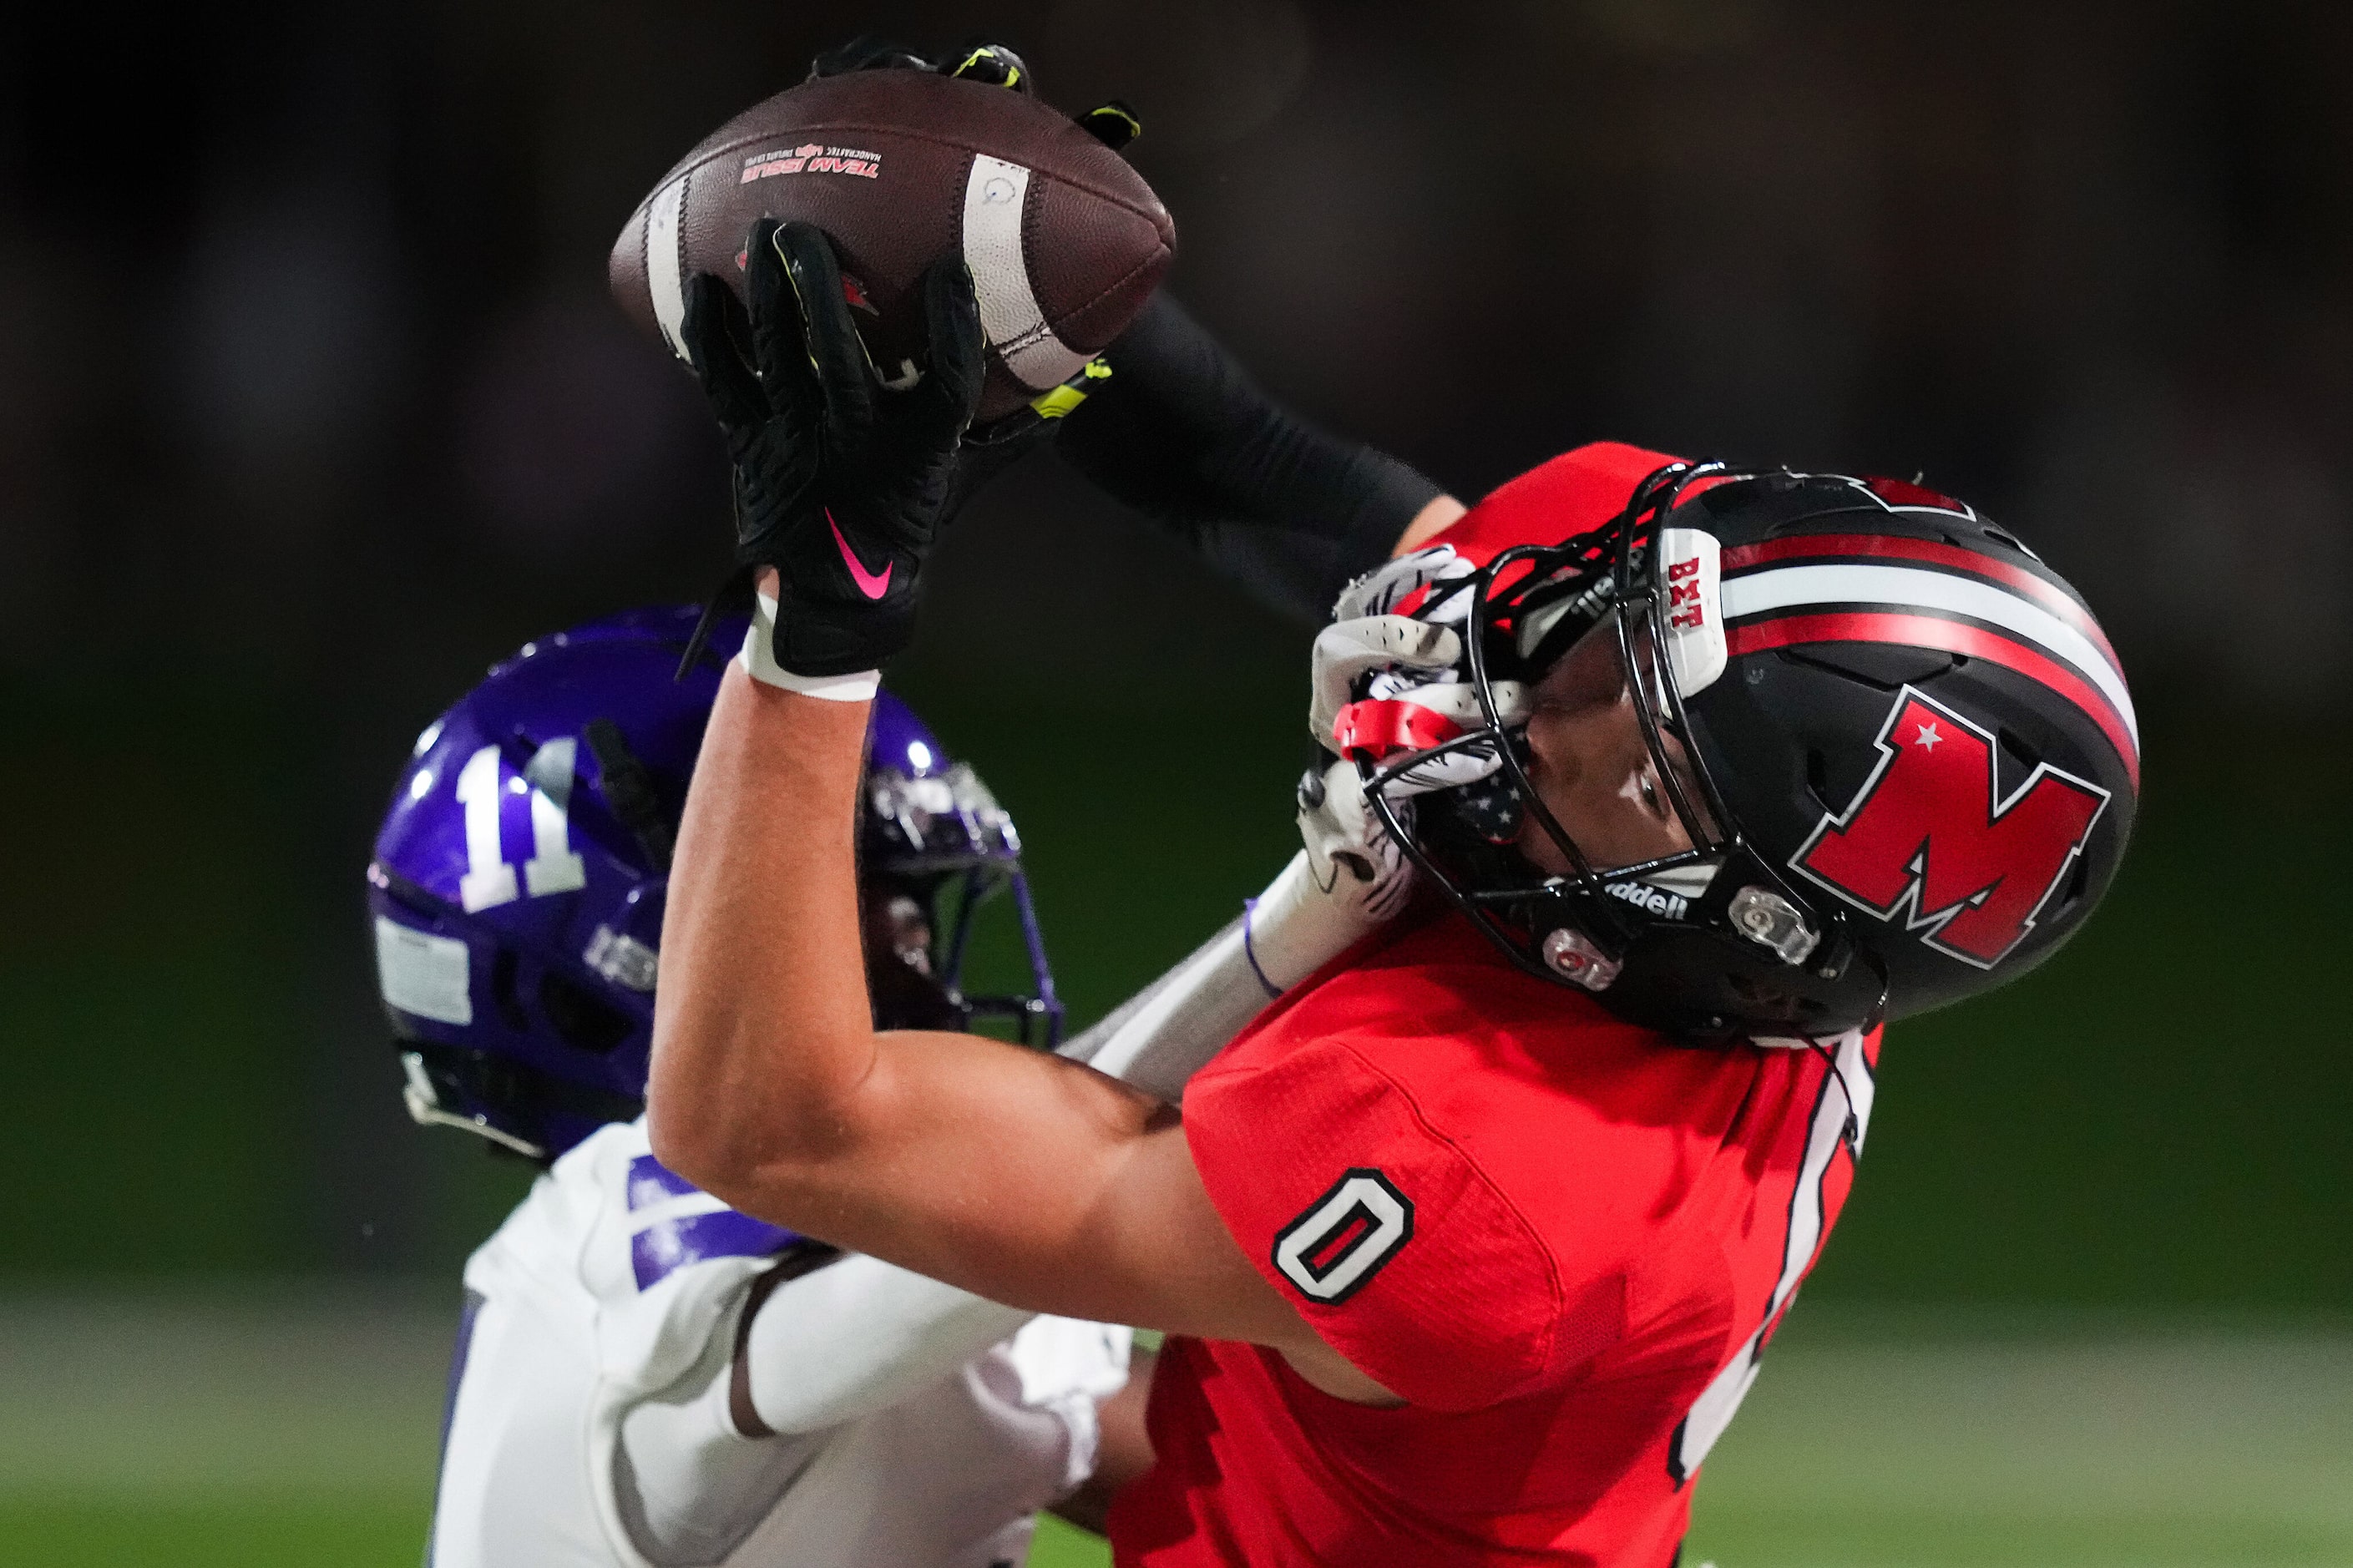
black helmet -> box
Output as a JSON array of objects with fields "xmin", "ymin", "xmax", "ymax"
[{"xmin": 1359, "ymin": 460, "xmax": 2138, "ymax": 1044}]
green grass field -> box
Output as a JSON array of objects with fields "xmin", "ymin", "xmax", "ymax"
[{"xmin": 3, "ymin": 1292, "xmax": 2346, "ymax": 1567}]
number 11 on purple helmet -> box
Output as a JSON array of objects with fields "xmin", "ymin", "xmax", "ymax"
[{"xmin": 366, "ymin": 603, "xmax": 1059, "ymax": 1163}]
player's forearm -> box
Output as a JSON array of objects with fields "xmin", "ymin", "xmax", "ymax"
[
  {"xmin": 736, "ymin": 1254, "xmax": 1034, "ymax": 1434},
  {"xmin": 1057, "ymin": 915, "xmax": 1257, "ymax": 1101},
  {"xmin": 1060, "ymin": 848, "xmax": 1394, "ymax": 1102},
  {"xmin": 1057, "ymin": 294, "xmax": 1460, "ymax": 620},
  {"xmin": 641, "ymin": 591, "xmax": 1357, "ymax": 1358},
  {"xmin": 648, "ymin": 666, "xmax": 878, "ymax": 1181},
  {"xmin": 646, "ymin": 669, "xmax": 1163, "ymax": 1306}
]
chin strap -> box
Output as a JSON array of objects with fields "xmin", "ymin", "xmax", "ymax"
[
  {"xmin": 676, "ymin": 564, "xmax": 757, "ymax": 683},
  {"xmin": 582, "ymin": 718, "xmax": 676, "ymax": 873}
]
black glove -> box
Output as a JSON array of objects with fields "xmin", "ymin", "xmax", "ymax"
[
  {"xmin": 1055, "ymin": 294, "xmax": 1447, "ymax": 625},
  {"xmin": 680, "ymin": 220, "xmax": 983, "ymax": 677},
  {"xmin": 806, "ymin": 34, "xmax": 1141, "ymax": 149},
  {"xmin": 663, "ymin": 37, "xmax": 1140, "ymax": 680}
]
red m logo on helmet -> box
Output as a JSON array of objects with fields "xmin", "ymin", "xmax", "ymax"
[{"xmin": 1792, "ymin": 690, "xmax": 2110, "ymax": 969}]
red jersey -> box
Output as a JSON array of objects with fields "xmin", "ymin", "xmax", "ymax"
[{"xmin": 1110, "ymin": 443, "xmax": 1882, "ymax": 1567}]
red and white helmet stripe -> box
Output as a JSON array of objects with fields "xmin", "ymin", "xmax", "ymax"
[{"xmin": 1718, "ymin": 535, "xmax": 2139, "ymax": 787}]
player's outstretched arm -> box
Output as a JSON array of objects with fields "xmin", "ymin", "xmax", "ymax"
[
  {"xmin": 649, "ymin": 665, "xmax": 1390, "ymax": 1403},
  {"xmin": 1055, "ymin": 292, "xmax": 1461, "ymax": 620},
  {"xmin": 651, "ymin": 220, "xmax": 1396, "ymax": 1403},
  {"xmin": 699, "ymin": 812, "xmax": 1400, "ymax": 1443},
  {"xmin": 1060, "ymin": 762, "xmax": 1415, "ymax": 1100}
]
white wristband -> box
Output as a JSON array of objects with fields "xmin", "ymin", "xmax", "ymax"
[{"xmin": 739, "ymin": 592, "xmax": 880, "ymax": 701}]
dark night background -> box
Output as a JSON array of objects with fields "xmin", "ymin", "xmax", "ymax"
[{"xmin": 5, "ymin": 0, "xmax": 2348, "ymax": 1322}]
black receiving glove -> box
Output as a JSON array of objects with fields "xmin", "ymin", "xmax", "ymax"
[
  {"xmin": 805, "ymin": 34, "xmax": 1140, "ymax": 150},
  {"xmin": 679, "ymin": 220, "xmax": 983, "ymax": 677},
  {"xmin": 663, "ymin": 35, "xmax": 1143, "ymax": 680},
  {"xmin": 1054, "ymin": 294, "xmax": 1447, "ymax": 626}
]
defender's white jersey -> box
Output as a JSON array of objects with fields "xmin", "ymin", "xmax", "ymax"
[{"xmin": 428, "ymin": 1119, "xmax": 1129, "ymax": 1568}]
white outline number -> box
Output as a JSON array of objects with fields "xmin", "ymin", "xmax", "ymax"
[
  {"xmin": 1273, "ymin": 1169, "xmax": 1414, "ymax": 1304},
  {"xmin": 520, "ymin": 737, "xmax": 587, "ymax": 895},
  {"xmin": 453, "ymin": 740, "xmax": 584, "ymax": 912},
  {"xmin": 455, "ymin": 746, "xmax": 519, "ymax": 911}
]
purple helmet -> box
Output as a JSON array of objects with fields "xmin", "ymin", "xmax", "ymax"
[{"xmin": 367, "ymin": 604, "xmax": 1059, "ymax": 1162}]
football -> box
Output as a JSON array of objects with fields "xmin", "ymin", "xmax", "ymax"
[{"xmin": 611, "ymin": 68, "xmax": 1176, "ymax": 424}]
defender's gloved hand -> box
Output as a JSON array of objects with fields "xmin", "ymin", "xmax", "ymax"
[
  {"xmin": 1238, "ymin": 760, "xmax": 1416, "ymax": 996},
  {"xmin": 1311, "ymin": 546, "xmax": 1529, "ymax": 796},
  {"xmin": 1296, "ymin": 758, "xmax": 1414, "ymax": 923},
  {"xmin": 681, "ymin": 220, "xmax": 983, "ymax": 678}
]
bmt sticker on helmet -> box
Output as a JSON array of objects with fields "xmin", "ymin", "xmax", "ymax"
[
  {"xmin": 1792, "ymin": 687, "xmax": 2110, "ymax": 969},
  {"xmin": 1272, "ymin": 1169, "xmax": 1414, "ymax": 1304},
  {"xmin": 1656, "ymin": 528, "xmax": 1727, "ymax": 697},
  {"xmin": 376, "ymin": 917, "xmax": 472, "ymax": 1024}
]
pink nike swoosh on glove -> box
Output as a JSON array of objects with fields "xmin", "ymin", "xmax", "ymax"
[{"xmin": 827, "ymin": 509, "xmax": 893, "ymax": 599}]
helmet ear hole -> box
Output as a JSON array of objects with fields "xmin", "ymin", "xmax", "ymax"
[
  {"xmin": 538, "ymin": 970, "xmax": 634, "ymax": 1055},
  {"xmin": 2052, "ymin": 853, "xmax": 2094, "ymax": 917},
  {"xmin": 1805, "ymin": 749, "xmax": 1834, "ymax": 814}
]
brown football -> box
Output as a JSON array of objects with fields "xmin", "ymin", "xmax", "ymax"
[{"xmin": 611, "ymin": 70, "xmax": 1175, "ymax": 424}]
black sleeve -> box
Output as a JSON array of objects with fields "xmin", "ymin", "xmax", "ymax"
[{"xmin": 1051, "ymin": 294, "xmax": 1445, "ymax": 625}]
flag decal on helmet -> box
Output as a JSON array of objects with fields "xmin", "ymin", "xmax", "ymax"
[{"xmin": 1791, "ymin": 688, "xmax": 2111, "ymax": 969}]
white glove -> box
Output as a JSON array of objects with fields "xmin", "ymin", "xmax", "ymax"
[
  {"xmin": 1312, "ymin": 547, "xmax": 1529, "ymax": 797},
  {"xmin": 1332, "ymin": 544, "xmax": 1479, "ymax": 623},
  {"xmin": 1243, "ymin": 759, "xmax": 1414, "ymax": 994},
  {"xmin": 1308, "ymin": 548, "xmax": 1475, "ymax": 743},
  {"xmin": 1299, "ymin": 756, "xmax": 1413, "ymax": 920},
  {"xmin": 1308, "ymin": 615, "xmax": 1460, "ymax": 752}
]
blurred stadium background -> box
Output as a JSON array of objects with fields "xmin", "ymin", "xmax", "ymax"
[{"xmin": 3, "ymin": 1, "xmax": 2349, "ymax": 1563}]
